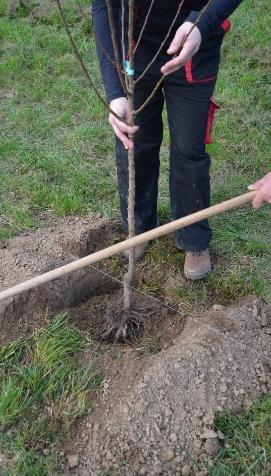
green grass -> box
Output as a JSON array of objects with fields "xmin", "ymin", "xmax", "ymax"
[
  {"xmin": 0, "ymin": 0, "xmax": 115, "ymax": 227},
  {"xmin": 212, "ymin": 396, "xmax": 271, "ymax": 475},
  {"xmin": 0, "ymin": 314, "xmax": 100, "ymax": 475}
]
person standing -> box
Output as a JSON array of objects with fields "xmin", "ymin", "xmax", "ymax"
[{"xmin": 92, "ymin": 0, "xmax": 243, "ymax": 280}]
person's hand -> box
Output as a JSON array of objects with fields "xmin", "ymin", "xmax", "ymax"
[
  {"xmin": 109, "ymin": 97, "xmax": 139, "ymax": 150},
  {"xmin": 248, "ymin": 172, "xmax": 271, "ymax": 209},
  {"xmin": 161, "ymin": 21, "xmax": 202, "ymax": 76}
]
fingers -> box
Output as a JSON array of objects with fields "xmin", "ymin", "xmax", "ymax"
[
  {"xmin": 109, "ymin": 116, "xmax": 139, "ymax": 150},
  {"xmin": 248, "ymin": 178, "xmax": 267, "ymax": 209},
  {"xmin": 109, "ymin": 97, "xmax": 139, "ymax": 150},
  {"xmin": 111, "ymin": 123, "xmax": 133, "ymax": 150},
  {"xmin": 167, "ymin": 28, "xmax": 186, "ymax": 55},
  {"xmin": 112, "ymin": 118, "xmax": 139, "ymax": 135},
  {"xmin": 252, "ymin": 189, "xmax": 265, "ymax": 209},
  {"xmin": 161, "ymin": 42, "xmax": 196, "ymax": 75},
  {"xmin": 248, "ymin": 179, "xmax": 264, "ymax": 190},
  {"xmin": 249, "ymin": 173, "xmax": 271, "ymax": 209},
  {"xmin": 162, "ymin": 23, "xmax": 201, "ymax": 76}
]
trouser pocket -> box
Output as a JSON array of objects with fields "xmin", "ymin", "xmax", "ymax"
[
  {"xmin": 184, "ymin": 38, "xmax": 221, "ymax": 84},
  {"xmin": 184, "ymin": 19, "xmax": 231, "ymax": 84},
  {"xmin": 205, "ymin": 96, "xmax": 220, "ymax": 144},
  {"xmin": 184, "ymin": 60, "xmax": 216, "ymax": 84}
]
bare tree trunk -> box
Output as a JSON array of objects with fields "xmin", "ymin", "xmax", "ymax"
[{"xmin": 123, "ymin": 0, "xmax": 135, "ymax": 312}]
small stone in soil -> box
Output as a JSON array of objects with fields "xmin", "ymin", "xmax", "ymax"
[
  {"xmin": 67, "ymin": 454, "xmax": 80, "ymax": 468},
  {"xmin": 212, "ymin": 304, "xmax": 225, "ymax": 311},
  {"xmin": 217, "ymin": 430, "xmax": 225, "ymax": 440},
  {"xmin": 204, "ymin": 438, "xmax": 220, "ymax": 456},
  {"xmin": 200, "ymin": 429, "xmax": 218, "ymax": 439},
  {"xmin": 162, "ymin": 447, "xmax": 175, "ymax": 462},
  {"xmin": 170, "ymin": 432, "xmax": 177, "ymax": 442},
  {"xmin": 181, "ymin": 465, "xmax": 192, "ymax": 475}
]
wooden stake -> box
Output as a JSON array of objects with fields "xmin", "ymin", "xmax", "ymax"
[{"xmin": 0, "ymin": 191, "xmax": 256, "ymax": 303}]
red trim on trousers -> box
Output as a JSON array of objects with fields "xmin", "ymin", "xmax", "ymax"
[
  {"xmin": 205, "ymin": 96, "xmax": 220, "ymax": 144},
  {"xmin": 184, "ymin": 61, "xmax": 216, "ymax": 84},
  {"xmin": 220, "ymin": 18, "xmax": 231, "ymax": 33},
  {"xmin": 184, "ymin": 18, "xmax": 231, "ymax": 84}
]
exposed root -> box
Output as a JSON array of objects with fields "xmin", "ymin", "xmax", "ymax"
[{"xmin": 99, "ymin": 295, "xmax": 155, "ymax": 343}]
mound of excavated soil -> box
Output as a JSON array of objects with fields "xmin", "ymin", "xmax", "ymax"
[
  {"xmin": 0, "ymin": 214, "xmax": 121, "ymax": 344},
  {"xmin": 71, "ymin": 297, "xmax": 271, "ymax": 476},
  {"xmin": 1, "ymin": 216, "xmax": 270, "ymax": 475}
]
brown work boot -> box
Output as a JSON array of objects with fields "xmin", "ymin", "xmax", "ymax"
[
  {"xmin": 122, "ymin": 242, "xmax": 149, "ymax": 260},
  {"xmin": 184, "ymin": 249, "xmax": 211, "ymax": 280}
]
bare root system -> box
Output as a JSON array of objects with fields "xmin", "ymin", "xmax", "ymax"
[{"xmin": 99, "ymin": 293, "xmax": 155, "ymax": 343}]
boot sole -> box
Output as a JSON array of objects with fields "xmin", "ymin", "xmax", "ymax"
[{"xmin": 184, "ymin": 268, "xmax": 211, "ymax": 281}]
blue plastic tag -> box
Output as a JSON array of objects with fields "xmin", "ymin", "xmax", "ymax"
[{"xmin": 124, "ymin": 60, "xmax": 134, "ymax": 77}]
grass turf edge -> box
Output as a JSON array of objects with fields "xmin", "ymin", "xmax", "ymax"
[{"xmin": 0, "ymin": 313, "xmax": 101, "ymax": 475}]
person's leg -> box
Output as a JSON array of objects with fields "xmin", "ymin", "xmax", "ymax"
[
  {"xmin": 164, "ymin": 29, "xmax": 225, "ymax": 247},
  {"xmin": 165, "ymin": 79, "xmax": 215, "ymax": 251},
  {"xmin": 164, "ymin": 32, "xmax": 224, "ymax": 277},
  {"xmin": 116, "ymin": 79, "xmax": 164, "ymax": 236}
]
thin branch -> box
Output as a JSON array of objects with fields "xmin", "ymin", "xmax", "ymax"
[
  {"xmin": 133, "ymin": 0, "xmax": 156, "ymax": 54},
  {"xmin": 55, "ymin": 0, "xmax": 127, "ymax": 124},
  {"xmin": 128, "ymin": 0, "xmax": 135, "ymax": 77},
  {"xmin": 76, "ymin": 0, "xmax": 119, "ymax": 69},
  {"xmin": 135, "ymin": 76, "xmax": 164, "ymax": 115},
  {"xmin": 95, "ymin": 33, "xmax": 121, "ymax": 70},
  {"xmin": 121, "ymin": 0, "xmax": 129, "ymax": 90},
  {"xmin": 75, "ymin": 0, "xmax": 87, "ymax": 17},
  {"xmin": 134, "ymin": 0, "xmax": 213, "ymax": 115},
  {"xmin": 121, "ymin": 0, "xmax": 126, "ymax": 61},
  {"xmin": 135, "ymin": 0, "xmax": 185, "ymax": 85},
  {"xmin": 106, "ymin": 0, "xmax": 129, "ymax": 95}
]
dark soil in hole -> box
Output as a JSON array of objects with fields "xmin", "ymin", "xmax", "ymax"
[
  {"xmin": 0, "ymin": 213, "xmax": 185, "ymax": 347},
  {"xmin": 69, "ymin": 288, "xmax": 186, "ymax": 348}
]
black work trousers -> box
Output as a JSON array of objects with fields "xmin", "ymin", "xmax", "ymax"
[{"xmin": 116, "ymin": 28, "xmax": 226, "ymax": 251}]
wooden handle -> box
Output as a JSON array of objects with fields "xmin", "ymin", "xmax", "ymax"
[{"xmin": 0, "ymin": 191, "xmax": 256, "ymax": 302}]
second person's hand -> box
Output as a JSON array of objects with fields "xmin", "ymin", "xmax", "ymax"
[
  {"xmin": 109, "ymin": 97, "xmax": 139, "ymax": 150},
  {"xmin": 248, "ymin": 172, "xmax": 271, "ymax": 209}
]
